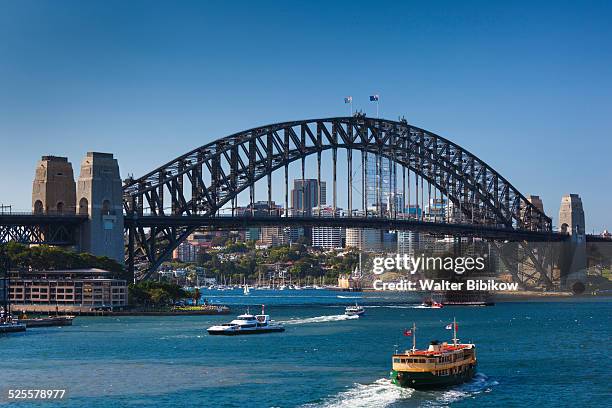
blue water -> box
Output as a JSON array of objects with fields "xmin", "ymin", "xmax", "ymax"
[{"xmin": 1, "ymin": 290, "xmax": 610, "ymax": 407}]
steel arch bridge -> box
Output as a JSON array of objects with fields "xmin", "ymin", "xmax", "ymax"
[{"xmin": 123, "ymin": 116, "xmax": 554, "ymax": 281}]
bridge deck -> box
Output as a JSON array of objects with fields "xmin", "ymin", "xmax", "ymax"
[
  {"xmin": 125, "ymin": 215, "xmax": 567, "ymax": 242},
  {"xmin": 0, "ymin": 214, "xmax": 88, "ymax": 226}
]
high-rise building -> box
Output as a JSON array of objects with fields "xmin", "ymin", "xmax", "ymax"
[
  {"xmin": 426, "ymin": 198, "xmax": 447, "ymax": 222},
  {"xmin": 346, "ymin": 228, "xmax": 382, "ymax": 252},
  {"xmin": 291, "ymin": 179, "xmax": 326, "ymax": 216},
  {"xmin": 397, "ymin": 231, "xmax": 434, "ymax": 256},
  {"xmin": 173, "ymin": 241, "xmax": 198, "ymax": 263},
  {"xmin": 366, "ymin": 153, "xmax": 396, "ymax": 214}
]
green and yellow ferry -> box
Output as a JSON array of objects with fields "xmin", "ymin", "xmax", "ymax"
[{"xmin": 390, "ymin": 319, "xmax": 476, "ymax": 389}]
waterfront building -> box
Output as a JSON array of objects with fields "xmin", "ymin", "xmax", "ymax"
[
  {"xmin": 338, "ymin": 273, "xmax": 362, "ymax": 290},
  {"xmin": 9, "ymin": 268, "xmax": 128, "ymax": 313}
]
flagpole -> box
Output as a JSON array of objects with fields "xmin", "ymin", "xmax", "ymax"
[
  {"xmin": 412, "ymin": 322, "xmax": 416, "ymax": 351},
  {"xmin": 453, "ymin": 317, "xmax": 457, "ymax": 346},
  {"xmin": 376, "ymin": 98, "xmax": 379, "ymax": 118}
]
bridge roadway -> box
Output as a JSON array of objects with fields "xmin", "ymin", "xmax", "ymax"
[
  {"xmin": 3, "ymin": 213, "xmax": 609, "ymax": 245},
  {"xmin": 0, "ymin": 213, "xmax": 87, "ymax": 225},
  {"xmin": 125, "ymin": 214, "xmax": 568, "ymax": 243}
]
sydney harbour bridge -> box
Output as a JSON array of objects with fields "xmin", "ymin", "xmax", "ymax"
[{"xmin": 0, "ymin": 115, "xmax": 599, "ymax": 290}]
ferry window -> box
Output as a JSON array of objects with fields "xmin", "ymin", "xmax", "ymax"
[{"xmin": 393, "ymin": 358, "xmax": 400, "ymax": 363}]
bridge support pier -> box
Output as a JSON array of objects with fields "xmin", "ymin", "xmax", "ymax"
[
  {"xmin": 558, "ymin": 194, "xmax": 587, "ymax": 293},
  {"xmin": 77, "ymin": 152, "xmax": 125, "ymax": 265}
]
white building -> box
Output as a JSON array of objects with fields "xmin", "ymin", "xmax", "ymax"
[
  {"xmin": 173, "ymin": 241, "xmax": 197, "ymax": 262},
  {"xmin": 346, "ymin": 228, "xmax": 383, "ymax": 252},
  {"xmin": 311, "ymin": 206, "xmax": 343, "ymax": 249}
]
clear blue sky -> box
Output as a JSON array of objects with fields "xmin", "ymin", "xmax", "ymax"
[{"xmin": 1, "ymin": 1, "xmax": 610, "ymax": 232}]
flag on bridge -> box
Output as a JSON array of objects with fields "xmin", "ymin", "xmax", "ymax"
[
  {"xmin": 369, "ymin": 95, "xmax": 379, "ymax": 101},
  {"xmin": 403, "ymin": 329, "xmax": 412, "ymax": 336},
  {"xmin": 344, "ymin": 96, "xmax": 352, "ymax": 103}
]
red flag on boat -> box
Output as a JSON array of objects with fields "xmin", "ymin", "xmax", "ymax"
[{"xmin": 404, "ymin": 329, "xmax": 412, "ymax": 336}]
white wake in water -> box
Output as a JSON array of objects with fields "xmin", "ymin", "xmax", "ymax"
[
  {"xmin": 366, "ymin": 305, "xmax": 429, "ymax": 309},
  {"xmin": 279, "ymin": 314, "xmax": 360, "ymax": 325},
  {"xmin": 422, "ymin": 373, "xmax": 499, "ymax": 407},
  {"xmin": 303, "ymin": 373, "xmax": 497, "ymax": 408},
  {"xmin": 336, "ymin": 295, "xmax": 362, "ymax": 299},
  {"xmin": 302, "ymin": 378, "xmax": 413, "ymax": 408}
]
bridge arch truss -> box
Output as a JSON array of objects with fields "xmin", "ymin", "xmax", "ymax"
[{"xmin": 123, "ymin": 116, "xmax": 552, "ymax": 279}]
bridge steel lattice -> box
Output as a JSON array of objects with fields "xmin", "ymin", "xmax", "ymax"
[
  {"xmin": 123, "ymin": 116, "xmax": 555, "ymax": 281},
  {"xmin": 0, "ymin": 213, "xmax": 86, "ymax": 246}
]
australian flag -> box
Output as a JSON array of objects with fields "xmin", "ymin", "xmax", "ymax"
[
  {"xmin": 344, "ymin": 96, "xmax": 352, "ymax": 103},
  {"xmin": 369, "ymin": 95, "xmax": 379, "ymax": 101}
]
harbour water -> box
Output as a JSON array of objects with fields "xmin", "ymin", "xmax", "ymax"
[{"xmin": 1, "ymin": 290, "xmax": 610, "ymax": 407}]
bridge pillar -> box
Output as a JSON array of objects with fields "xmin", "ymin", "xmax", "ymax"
[
  {"xmin": 558, "ymin": 194, "xmax": 587, "ymax": 293},
  {"xmin": 32, "ymin": 156, "xmax": 76, "ymax": 214},
  {"xmin": 76, "ymin": 152, "xmax": 124, "ymax": 264}
]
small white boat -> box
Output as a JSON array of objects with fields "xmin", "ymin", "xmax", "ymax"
[
  {"xmin": 207, "ymin": 306, "xmax": 284, "ymax": 335},
  {"xmin": 345, "ymin": 303, "xmax": 365, "ymax": 316},
  {"xmin": 421, "ymin": 299, "xmax": 444, "ymax": 308},
  {"xmin": 243, "ymin": 285, "xmax": 250, "ymax": 295}
]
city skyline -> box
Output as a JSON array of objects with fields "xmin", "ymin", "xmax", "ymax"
[{"xmin": 1, "ymin": 1, "xmax": 611, "ymax": 231}]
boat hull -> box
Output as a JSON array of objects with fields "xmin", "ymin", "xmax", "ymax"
[
  {"xmin": 20, "ymin": 317, "xmax": 74, "ymax": 328},
  {"xmin": 207, "ymin": 327, "xmax": 285, "ymax": 336},
  {"xmin": 0, "ymin": 323, "xmax": 26, "ymax": 333},
  {"xmin": 390, "ymin": 365, "xmax": 476, "ymax": 389}
]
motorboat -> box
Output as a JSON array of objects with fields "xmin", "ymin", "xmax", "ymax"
[
  {"xmin": 207, "ymin": 306, "xmax": 285, "ymax": 335},
  {"xmin": 345, "ymin": 303, "xmax": 365, "ymax": 316}
]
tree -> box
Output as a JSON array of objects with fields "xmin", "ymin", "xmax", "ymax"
[{"xmin": 193, "ymin": 287, "xmax": 201, "ymax": 306}]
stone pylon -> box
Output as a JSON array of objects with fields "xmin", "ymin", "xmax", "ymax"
[
  {"xmin": 32, "ymin": 156, "xmax": 76, "ymax": 214},
  {"xmin": 76, "ymin": 152, "xmax": 124, "ymax": 264},
  {"xmin": 558, "ymin": 194, "xmax": 587, "ymax": 292}
]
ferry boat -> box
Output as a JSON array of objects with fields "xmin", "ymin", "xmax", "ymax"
[
  {"xmin": 207, "ymin": 305, "xmax": 284, "ymax": 335},
  {"xmin": 390, "ymin": 319, "xmax": 476, "ymax": 389},
  {"xmin": 345, "ymin": 303, "xmax": 365, "ymax": 316}
]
